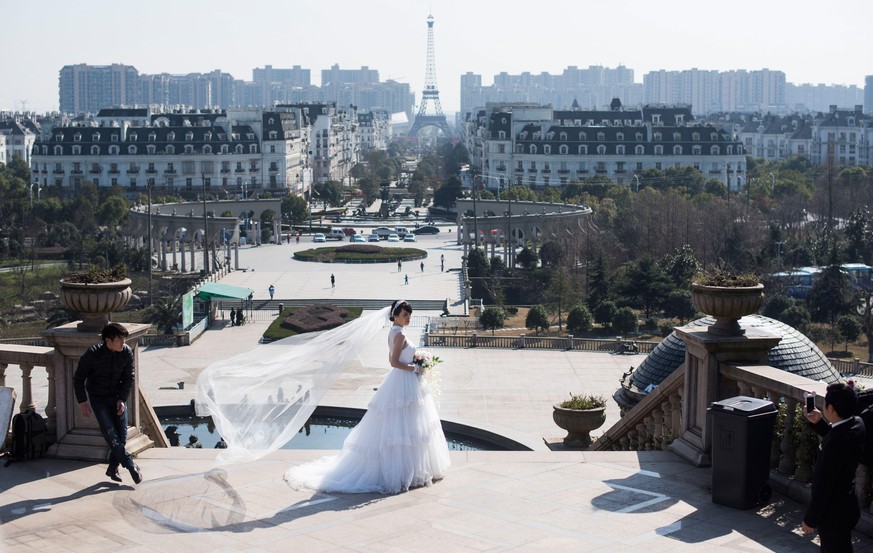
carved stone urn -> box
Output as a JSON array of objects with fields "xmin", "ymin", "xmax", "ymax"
[
  {"xmin": 690, "ymin": 282, "xmax": 764, "ymax": 336},
  {"xmin": 552, "ymin": 404, "xmax": 606, "ymax": 448},
  {"xmin": 59, "ymin": 278, "xmax": 133, "ymax": 332}
]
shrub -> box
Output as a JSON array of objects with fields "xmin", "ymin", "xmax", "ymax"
[
  {"xmin": 479, "ymin": 307, "xmax": 507, "ymax": 333},
  {"xmin": 526, "ymin": 304, "xmax": 550, "ymax": 334},
  {"xmin": 505, "ymin": 306, "xmax": 519, "ymax": 316},
  {"xmin": 593, "ymin": 300, "xmax": 618, "ymax": 326},
  {"xmin": 558, "ymin": 393, "xmax": 606, "ymax": 410},
  {"xmin": 693, "ymin": 269, "xmax": 759, "ymax": 287},
  {"xmin": 567, "ymin": 304, "xmax": 593, "ymax": 334},
  {"xmin": 612, "ymin": 307, "xmax": 638, "ymax": 335},
  {"xmin": 63, "ymin": 263, "xmax": 128, "ymax": 283}
]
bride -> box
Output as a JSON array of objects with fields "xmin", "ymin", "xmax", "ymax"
[{"xmin": 284, "ymin": 300, "xmax": 451, "ymax": 494}]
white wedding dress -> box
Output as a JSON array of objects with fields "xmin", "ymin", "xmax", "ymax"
[{"xmin": 284, "ymin": 325, "xmax": 451, "ymax": 494}]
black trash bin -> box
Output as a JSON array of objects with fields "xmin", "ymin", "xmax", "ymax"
[{"xmin": 709, "ymin": 395, "xmax": 777, "ymax": 509}]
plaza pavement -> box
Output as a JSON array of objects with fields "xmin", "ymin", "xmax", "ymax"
[{"xmin": 4, "ymin": 234, "xmax": 873, "ymax": 551}]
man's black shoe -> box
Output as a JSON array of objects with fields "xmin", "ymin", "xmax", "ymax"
[
  {"xmin": 106, "ymin": 464, "xmax": 122, "ymax": 482},
  {"xmin": 127, "ymin": 462, "xmax": 143, "ymax": 484}
]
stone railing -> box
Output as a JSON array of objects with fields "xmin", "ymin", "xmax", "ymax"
[
  {"xmin": 424, "ymin": 332, "xmax": 656, "ymax": 354},
  {"xmin": 592, "ymin": 364, "xmax": 684, "ymax": 452},
  {"xmin": 0, "ymin": 345, "xmax": 56, "ymax": 431}
]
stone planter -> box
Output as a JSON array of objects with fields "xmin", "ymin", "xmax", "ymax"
[
  {"xmin": 553, "ymin": 404, "xmax": 606, "ymax": 448},
  {"xmin": 59, "ymin": 278, "xmax": 132, "ymax": 332},
  {"xmin": 690, "ymin": 282, "xmax": 764, "ymax": 336}
]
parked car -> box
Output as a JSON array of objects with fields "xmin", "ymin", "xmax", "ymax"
[
  {"xmin": 350, "ymin": 234, "xmax": 366, "ymax": 243},
  {"xmin": 372, "ymin": 227, "xmax": 394, "ymax": 239},
  {"xmin": 326, "ymin": 229, "xmax": 345, "ymax": 240},
  {"xmin": 341, "ymin": 227, "xmax": 357, "ymax": 236},
  {"xmin": 313, "ymin": 233, "xmax": 326, "ymax": 243},
  {"xmin": 387, "ymin": 234, "xmax": 401, "ymax": 242},
  {"xmin": 403, "ymin": 234, "xmax": 417, "ymax": 242},
  {"xmin": 367, "ymin": 233, "xmax": 381, "ymax": 242},
  {"xmin": 412, "ymin": 225, "xmax": 440, "ymax": 235},
  {"xmin": 394, "ymin": 227, "xmax": 410, "ymax": 238}
]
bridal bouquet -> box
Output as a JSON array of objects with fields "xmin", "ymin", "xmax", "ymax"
[{"xmin": 413, "ymin": 349, "xmax": 443, "ymax": 406}]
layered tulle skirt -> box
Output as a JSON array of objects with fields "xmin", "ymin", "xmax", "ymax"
[{"xmin": 284, "ymin": 367, "xmax": 451, "ymax": 494}]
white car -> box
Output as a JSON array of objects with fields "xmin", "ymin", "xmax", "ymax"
[
  {"xmin": 403, "ymin": 234, "xmax": 417, "ymax": 242},
  {"xmin": 350, "ymin": 234, "xmax": 366, "ymax": 243},
  {"xmin": 387, "ymin": 234, "xmax": 401, "ymax": 242},
  {"xmin": 313, "ymin": 233, "xmax": 326, "ymax": 243}
]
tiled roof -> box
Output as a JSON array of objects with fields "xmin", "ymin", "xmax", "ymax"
[{"xmin": 627, "ymin": 314, "xmax": 839, "ymax": 395}]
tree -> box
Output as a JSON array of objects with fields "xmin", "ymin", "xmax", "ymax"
[
  {"xmin": 781, "ymin": 304, "xmax": 811, "ymax": 332},
  {"xmin": 807, "ymin": 253, "xmax": 856, "ymax": 325},
  {"xmin": 433, "ymin": 174, "xmax": 462, "ymax": 209},
  {"xmin": 516, "ymin": 246, "xmax": 538, "ymax": 270},
  {"xmin": 618, "ymin": 254, "xmax": 672, "ymax": 318},
  {"xmin": 593, "ymin": 300, "xmax": 618, "ymax": 327},
  {"xmin": 545, "ymin": 266, "xmax": 581, "ymax": 331},
  {"xmin": 836, "ymin": 314, "xmax": 862, "ymax": 352},
  {"xmin": 587, "ymin": 253, "xmax": 610, "ymax": 311},
  {"xmin": 762, "ymin": 293, "xmax": 796, "ymax": 320},
  {"xmin": 567, "ymin": 304, "xmax": 593, "ymax": 334},
  {"xmin": 281, "ymin": 194, "xmax": 309, "ymax": 227},
  {"xmin": 539, "ymin": 241, "xmax": 565, "ymax": 267},
  {"xmin": 661, "ymin": 244, "xmax": 700, "ymax": 288},
  {"xmin": 612, "ymin": 307, "xmax": 638, "ymax": 335},
  {"xmin": 479, "ymin": 307, "xmax": 506, "ymax": 335},
  {"xmin": 662, "ymin": 289, "xmax": 695, "ymax": 323},
  {"xmin": 144, "ymin": 296, "xmax": 182, "ymax": 334},
  {"xmin": 525, "ymin": 305, "xmax": 550, "ymax": 335}
]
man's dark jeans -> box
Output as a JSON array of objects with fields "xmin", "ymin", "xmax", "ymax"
[{"xmin": 91, "ymin": 396, "xmax": 132, "ymax": 469}]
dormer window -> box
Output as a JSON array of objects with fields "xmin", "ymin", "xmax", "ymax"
[
  {"xmin": 203, "ymin": 145, "xmax": 212, "ymax": 154},
  {"xmin": 128, "ymin": 146, "xmax": 137, "ymax": 154},
  {"xmin": 544, "ymin": 145, "xmax": 551, "ymax": 155},
  {"xmin": 674, "ymin": 146, "xmax": 683, "ymax": 155},
  {"xmin": 616, "ymin": 132, "xmax": 624, "ymax": 141},
  {"xmin": 111, "ymin": 134, "xmax": 118, "ymax": 142},
  {"xmin": 92, "ymin": 133, "xmax": 100, "ymax": 141},
  {"xmin": 597, "ymin": 145, "xmax": 606, "ymax": 155},
  {"xmin": 184, "ymin": 145, "xmax": 194, "ymax": 154},
  {"xmin": 148, "ymin": 133, "xmax": 156, "ymax": 141},
  {"xmin": 673, "ymin": 132, "xmax": 681, "ymax": 141},
  {"xmin": 710, "ymin": 146, "xmax": 720, "ymax": 155},
  {"xmin": 236, "ymin": 145, "xmax": 244, "ymax": 154},
  {"xmin": 560, "ymin": 132, "xmax": 567, "ymax": 140},
  {"xmin": 597, "ymin": 132, "xmax": 605, "ymax": 141},
  {"xmin": 72, "ymin": 145, "xmax": 81, "ymax": 155},
  {"xmin": 204, "ymin": 132, "xmax": 212, "ymax": 141},
  {"xmin": 249, "ymin": 145, "xmax": 257, "ymax": 154},
  {"xmin": 54, "ymin": 145, "xmax": 63, "ymax": 155},
  {"xmin": 55, "ymin": 134, "xmax": 63, "ymax": 142},
  {"xmin": 654, "ymin": 133, "xmax": 662, "ymax": 141},
  {"xmin": 269, "ymin": 131, "xmax": 277, "ymax": 140},
  {"xmin": 559, "ymin": 145, "xmax": 568, "ymax": 154},
  {"xmin": 73, "ymin": 133, "xmax": 81, "ymax": 142},
  {"xmin": 166, "ymin": 145, "xmax": 175, "ymax": 154},
  {"xmin": 109, "ymin": 146, "xmax": 119, "ymax": 155},
  {"xmin": 91, "ymin": 146, "xmax": 100, "ymax": 155},
  {"xmin": 519, "ymin": 131, "xmax": 527, "ymax": 140},
  {"xmin": 185, "ymin": 132, "xmax": 193, "ymax": 141},
  {"xmin": 636, "ymin": 145, "xmax": 645, "ymax": 155},
  {"xmin": 578, "ymin": 132, "xmax": 586, "ymax": 140},
  {"xmin": 130, "ymin": 133, "xmax": 138, "ymax": 141},
  {"xmin": 692, "ymin": 132, "xmax": 700, "ymax": 141},
  {"xmin": 654, "ymin": 145, "xmax": 663, "ymax": 155},
  {"xmin": 247, "ymin": 133, "xmax": 255, "ymax": 140},
  {"xmin": 636, "ymin": 132, "xmax": 643, "ymax": 141},
  {"xmin": 167, "ymin": 132, "xmax": 175, "ymax": 141},
  {"xmin": 221, "ymin": 145, "xmax": 229, "ymax": 154},
  {"xmin": 147, "ymin": 145, "xmax": 155, "ymax": 154}
]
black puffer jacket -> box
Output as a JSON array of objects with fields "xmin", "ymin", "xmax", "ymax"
[{"xmin": 73, "ymin": 342, "xmax": 135, "ymax": 403}]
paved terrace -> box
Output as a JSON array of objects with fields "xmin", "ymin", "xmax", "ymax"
[{"xmin": 4, "ymin": 236, "xmax": 873, "ymax": 551}]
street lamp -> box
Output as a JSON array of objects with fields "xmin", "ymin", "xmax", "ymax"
[
  {"xmin": 201, "ymin": 175, "xmax": 210, "ymax": 274},
  {"xmin": 29, "ymin": 182, "xmax": 41, "ymax": 208},
  {"xmin": 147, "ymin": 182, "xmax": 153, "ymax": 304}
]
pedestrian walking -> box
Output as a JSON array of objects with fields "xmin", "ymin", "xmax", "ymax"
[
  {"xmin": 73, "ymin": 323, "xmax": 143, "ymax": 484},
  {"xmin": 440, "ymin": 254, "xmax": 445, "ymax": 272},
  {"xmin": 229, "ymin": 308, "xmax": 236, "ymax": 326},
  {"xmin": 268, "ymin": 285, "xmax": 275, "ymax": 300},
  {"xmin": 404, "ymin": 274, "xmax": 409, "ymax": 285},
  {"xmin": 420, "ymin": 261, "xmax": 424, "ymax": 272},
  {"xmin": 330, "ymin": 274, "xmax": 335, "ymax": 288},
  {"xmin": 397, "ymin": 260, "xmax": 402, "ymax": 272}
]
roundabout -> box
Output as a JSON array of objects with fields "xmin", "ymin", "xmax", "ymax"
[{"xmin": 293, "ymin": 244, "xmax": 427, "ymax": 263}]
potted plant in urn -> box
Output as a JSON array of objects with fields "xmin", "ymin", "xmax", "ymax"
[
  {"xmin": 553, "ymin": 393, "xmax": 607, "ymax": 448},
  {"xmin": 59, "ymin": 263, "xmax": 132, "ymax": 331},
  {"xmin": 691, "ymin": 270, "xmax": 763, "ymax": 336}
]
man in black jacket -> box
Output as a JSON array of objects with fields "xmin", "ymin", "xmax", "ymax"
[
  {"xmin": 802, "ymin": 382, "xmax": 865, "ymax": 552},
  {"xmin": 74, "ymin": 322, "xmax": 142, "ymax": 484}
]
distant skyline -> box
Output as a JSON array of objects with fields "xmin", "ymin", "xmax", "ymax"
[{"xmin": 4, "ymin": 0, "xmax": 871, "ymax": 115}]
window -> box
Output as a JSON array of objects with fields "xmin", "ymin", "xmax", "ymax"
[
  {"xmin": 597, "ymin": 132, "xmax": 605, "ymax": 141},
  {"xmin": 186, "ymin": 177, "xmax": 193, "ymax": 189},
  {"xmin": 129, "ymin": 178, "xmax": 137, "ymax": 189},
  {"xmin": 128, "ymin": 145, "xmax": 137, "ymax": 154},
  {"xmin": 147, "ymin": 145, "xmax": 155, "ymax": 154},
  {"xmin": 560, "ymin": 132, "xmax": 567, "ymax": 140},
  {"xmin": 111, "ymin": 177, "xmax": 118, "ymax": 186},
  {"xmin": 673, "ymin": 132, "xmax": 681, "ymax": 141},
  {"xmin": 543, "ymin": 145, "xmax": 550, "ymax": 155},
  {"xmin": 673, "ymin": 146, "xmax": 683, "ymax": 155},
  {"xmin": 692, "ymin": 132, "xmax": 700, "ymax": 141},
  {"xmin": 529, "ymin": 145, "xmax": 537, "ymax": 154},
  {"xmin": 616, "ymin": 145, "xmax": 625, "ymax": 155},
  {"xmin": 616, "ymin": 132, "xmax": 624, "ymax": 141},
  {"xmin": 185, "ymin": 132, "xmax": 193, "ymax": 141},
  {"xmin": 597, "ymin": 145, "xmax": 606, "ymax": 155},
  {"xmin": 109, "ymin": 146, "xmax": 119, "ymax": 155},
  {"xmin": 91, "ymin": 146, "xmax": 99, "ymax": 155},
  {"xmin": 579, "ymin": 132, "xmax": 586, "ymax": 140},
  {"xmin": 204, "ymin": 177, "xmax": 211, "ymax": 188},
  {"xmin": 184, "ymin": 145, "xmax": 194, "ymax": 154},
  {"xmin": 167, "ymin": 132, "xmax": 175, "ymax": 141},
  {"xmin": 93, "ymin": 177, "xmax": 99, "ymax": 187},
  {"xmin": 54, "ymin": 146, "xmax": 62, "ymax": 155},
  {"xmin": 559, "ymin": 145, "xmax": 568, "ymax": 154},
  {"xmin": 710, "ymin": 146, "xmax": 720, "ymax": 155},
  {"xmin": 270, "ymin": 145, "xmax": 275, "ymax": 153},
  {"xmin": 72, "ymin": 146, "xmax": 81, "ymax": 155},
  {"xmin": 236, "ymin": 145, "xmax": 244, "ymax": 154},
  {"xmin": 578, "ymin": 145, "xmax": 587, "ymax": 155},
  {"xmin": 92, "ymin": 133, "xmax": 100, "ymax": 141},
  {"xmin": 166, "ymin": 145, "xmax": 175, "ymax": 154},
  {"xmin": 654, "ymin": 132, "xmax": 662, "ymax": 141},
  {"xmin": 654, "ymin": 145, "xmax": 663, "ymax": 155},
  {"xmin": 636, "ymin": 132, "xmax": 643, "ymax": 141},
  {"xmin": 73, "ymin": 133, "xmax": 81, "ymax": 142},
  {"xmin": 221, "ymin": 145, "xmax": 229, "ymax": 154},
  {"xmin": 249, "ymin": 145, "xmax": 257, "ymax": 154},
  {"xmin": 635, "ymin": 145, "xmax": 644, "ymax": 155},
  {"xmin": 111, "ymin": 134, "xmax": 118, "ymax": 142},
  {"xmin": 692, "ymin": 145, "xmax": 701, "ymax": 155}
]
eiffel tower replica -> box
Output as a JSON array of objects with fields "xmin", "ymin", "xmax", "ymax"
[{"xmin": 407, "ymin": 14, "xmax": 451, "ymax": 138}]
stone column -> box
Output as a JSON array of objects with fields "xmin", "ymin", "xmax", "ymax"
[
  {"xmin": 41, "ymin": 322, "xmax": 152, "ymax": 462},
  {"xmin": 668, "ymin": 325, "xmax": 780, "ymax": 467}
]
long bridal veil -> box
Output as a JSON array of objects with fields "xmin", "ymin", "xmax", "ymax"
[{"xmin": 195, "ymin": 306, "xmax": 391, "ymax": 465}]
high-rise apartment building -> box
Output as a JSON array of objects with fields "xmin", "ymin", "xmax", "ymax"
[
  {"xmin": 59, "ymin": 64, "xmax": 140, "ymax": 114},
  {"xmin": 865, "ymin": 76, "xmax": 873, "ymax": 114}
]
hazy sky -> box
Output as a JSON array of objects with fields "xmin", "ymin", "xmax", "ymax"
[{"xmin": 3, "ymin": 0, "xmax": 870, "ymax": 115}]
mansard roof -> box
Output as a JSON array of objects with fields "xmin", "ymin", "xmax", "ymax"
[{"xmin": 96, "ymin": 108, "xmax": 149, "ymax": 118}]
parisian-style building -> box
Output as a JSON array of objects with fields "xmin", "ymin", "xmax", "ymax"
[
  {"xmin": 29, "ymin": 104, "xmax": 386, "ymax": 197},
  {"xmin": 729, "ymin": 105, "xmax": 872, "ymax": 167},
  {"xmin": 0, "ymin": 118, "xmax": 39, "ymax": 165},
  {"xmin": 462, "ymin": 102, "xmax": 746, "ymax": 193}
]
